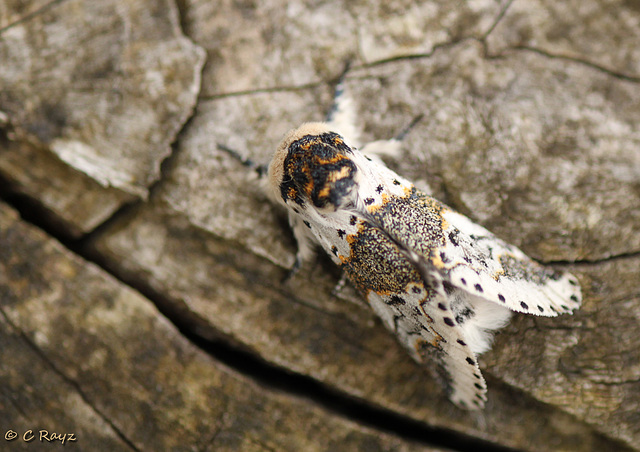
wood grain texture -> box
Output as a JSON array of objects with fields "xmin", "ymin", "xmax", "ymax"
[{"xmin": 1, "ymin": 0, "xmax": 639, "ymax": 450}]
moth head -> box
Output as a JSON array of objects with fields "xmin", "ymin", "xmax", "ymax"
[{"xmin": 269, "ymin": 122, "xmax": 359, "ymax": 211}]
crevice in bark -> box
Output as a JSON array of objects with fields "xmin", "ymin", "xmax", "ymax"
[
  {"xmin": 1, "ymin": 178, "xmax": 526, "ymax": 452},
  {"xmin": 495, "ymin": 45, "xmax": 640, "ymax": 83},
  {"xmin": 3, "ymin": 179, "xmax": 636, "ymax": 450},
  {"xmin": 361, "ymin": 37, "xmax": 471, "ymax": 68},
  {"xmin": 199, "ymin": 81, "xmax": 327, "ymax": 101},
  {"xmin": 0, "ymin": 0, "xmax": 69, "ymax": 36},
  {"xmin": 478, "ymin": 0, "xmax": 517, "ymax": 42},
  {"xmin": 173, "ymin": 0, "xmax": 192, "ymax": 38},
  {"xmin": 0, "ymin": 170, "xmax": 82, "ymax": 245},
  {"xmin": 549, "ymin": 250, "xmax": 640, "ymax": 266},
  {"xmin": 203, "ymin": 36, "xmax": 639, "ymax": 103},
  {"xmin": 354, "ymin": 0, "xmax": 517, "ymax": 69}
]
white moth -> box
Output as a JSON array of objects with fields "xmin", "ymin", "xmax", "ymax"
[{"xmin": 229, "ymin": 87, "xmax": 582, "ymax": 409}]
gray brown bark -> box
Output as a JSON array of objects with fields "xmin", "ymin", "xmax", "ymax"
[{"xmin": 1, "ymin": 0, "xmax": 639, "ymax": 450}]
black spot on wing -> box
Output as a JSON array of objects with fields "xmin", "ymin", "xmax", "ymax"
[
  {"xmin": 448, "ymin": 229, "xmax": 460, "ymax": 246},
  {"xmin": 443, "ymin": 281, "xmax": 455, "ymax": 295},
  {"xmin": 387, "ymin": 295, "xmax": 406, "ymax": 306}
]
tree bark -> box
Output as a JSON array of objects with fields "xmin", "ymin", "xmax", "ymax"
[{"xmin": 1, "ymin": 0, "xmax": 639, "ymax": 450}]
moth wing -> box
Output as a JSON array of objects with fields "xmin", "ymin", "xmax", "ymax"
[
  {"xmin": 363, "ymin": 183, "xmax": 582, "ymax": 317},
  {"xmin": 434, "ymin": 208, "xmax": 582, "ymax": 316},
  {"xmin": 366, "ymin": 286, "xmax": 488, "ymax": 410}
]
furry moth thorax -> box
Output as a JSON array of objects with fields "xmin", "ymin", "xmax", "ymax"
[{"xmin": 268, "ymin": 122, "xmax": 361, "ymax": 212}]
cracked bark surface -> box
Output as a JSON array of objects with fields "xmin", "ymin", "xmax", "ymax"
[
  {"xmin": 1, "ymin": 0, "xmax": 639, "ymax": 450},
  {"xmin": 0, "ymin": 203, "xmax": 431, "ymax": 451},
  {"xmin": 0, "ymin": 0, "xmax": 205, "ymax": 236}
]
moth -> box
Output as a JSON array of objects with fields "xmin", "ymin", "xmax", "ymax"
[{"xmin": 224, "ymin": 84, "xmax": 582, "ymax": 409}]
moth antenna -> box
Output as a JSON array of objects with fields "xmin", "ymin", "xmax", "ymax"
[
  {"xmin": 394, "ymin": 114, "xmax": 424, "ymax": 141},
  {"xmin": 217, "ymin": 143, "xmax": 267, "ymax": 177},
  {"xmin": 326, "ymin": 60, "xmax": 352, "ymax": 123}
]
